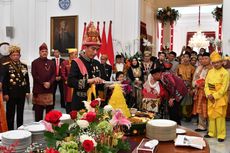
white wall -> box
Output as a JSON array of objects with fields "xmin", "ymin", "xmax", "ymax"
[
  {"xmin": 0, "ymin": 0, "xmax": 140, "ymax": 64},
  {"xmin": 223, "ymin": 0, "xmax": 230, "ymax": 55}
]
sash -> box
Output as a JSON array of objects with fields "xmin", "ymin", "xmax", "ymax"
[{"xmin": 73, "ymin": 58, "xmax": 88, "ymax": 76}]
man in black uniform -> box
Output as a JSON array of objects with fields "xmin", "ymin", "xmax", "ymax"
[
  {"xmin": 2, "ymin": 45, "xmax": 30, "ymax": 130},
  {"xmin": 68, "ymin": 22, "xmax": 105, "ymax": 111}
]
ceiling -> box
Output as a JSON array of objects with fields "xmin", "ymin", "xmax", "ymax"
[{"xmin": 153, "ymin": 0, "xmax": 223, "ymax": 8}]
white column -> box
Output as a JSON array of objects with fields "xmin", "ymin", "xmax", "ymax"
[{"xmin": 222, "ymin": 0, "xmax": 230, "ymax": 55}]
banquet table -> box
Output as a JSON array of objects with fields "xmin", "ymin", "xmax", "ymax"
[{"xmin": 122, "ymin": 126, "xmax": 210, "ymax": 153}]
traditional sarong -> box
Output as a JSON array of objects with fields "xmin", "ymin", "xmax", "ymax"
[{"xmin": 32, "ymin": 93, "xmax": 53, "ymax": 106}]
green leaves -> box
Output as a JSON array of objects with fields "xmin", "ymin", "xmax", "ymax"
[
  {"xmin": 156, "ymin": 6, "xmax": 180, "ymax": 24},
  {"xmin": 44, "ymin": 123, "xmax": 70, "ymax": 148},
  {"xmin": 212, "ymin": 5, "xmax": 223, "ymax": 22}
]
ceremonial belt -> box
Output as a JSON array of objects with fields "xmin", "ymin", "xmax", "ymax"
[{"xmin": 208, "ymin": 83, "xmax": 215, "ymax": 90}]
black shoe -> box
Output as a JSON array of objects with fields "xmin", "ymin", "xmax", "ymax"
[
  {"xmin": 204, "ymin": 134, "xmax": 212, "ymax": 138},
  {"xmin": 195, "ymin": 128, "xmax": 207, "ymax": 132},
  {"xmin": 217, "ymin": 138, "xmax": 224, "ymax": 142}
]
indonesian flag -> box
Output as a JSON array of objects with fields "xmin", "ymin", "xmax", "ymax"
[
  {"xmin": 81, "ymin": 22, "xmax": 87, "ymax": 50},
  {"xmin": 98, "ymin": 21, "xmax": 107, "ymax": 57},
  {"xmin": 106, "ymin": 21, "xmax": 114, "ymax": 66}
]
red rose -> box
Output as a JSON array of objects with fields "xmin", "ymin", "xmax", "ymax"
[
  {"xmin": 69, "ymin": 110, "xmax": 78, "ymax": 120},
  {"xmin": 90, "ymin": 100, "xmax": 99, "ymax": 108},
  {"xmin": 45, "ymin": 147, "xmax": 59, "ymax": 153},
  {"xmin": 45, "ymin": 110, "xmax": 62, "ymax": 126},
  {"xmin": 82, "ymin": 140, "xmax": 94, "ymax": 152},
  {"xmin": 85, "ymin": 112, "xmax": 96, "ymax": 122}
]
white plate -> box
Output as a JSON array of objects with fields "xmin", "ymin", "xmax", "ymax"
[
  {"xmin": 60, "ymin": 114, "xmax": 71, "ymax": 120},
  {"xmin": 24, "ymin": 124, "xmax": 45, "ymax": 132},
  {"xmin": 176, "ymin": 128, "xmax": 186, "ymax": 134},
  {"xmin": 0, "ymin": 133, "xmax": 2, "ymax": 140},
  {"xmin": 147, "ymin": 119, "xmax": 177, "ymax": 127},
  {"xmin": 2, "ymin": 130, "xmax": 31, "ymax": 140}
]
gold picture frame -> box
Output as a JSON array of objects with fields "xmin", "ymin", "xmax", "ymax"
[{"xmin": 50, "ymin": 15, "xmax": 78, "ymax": 57}]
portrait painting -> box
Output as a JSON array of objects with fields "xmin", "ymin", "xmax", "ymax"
[{"xmin": 51, "ymin": 16, "xmax": 78, "ymax": 56}]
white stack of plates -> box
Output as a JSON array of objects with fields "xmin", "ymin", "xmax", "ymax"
[
  {"xmin": 22, "ymin": 123, "xmax": 46, "ymax": 148},
  {"xmin": 146, "ymin": 119, "xmax": 177, "ymax": 141},
  {"xmin": 1, "ymin": 130, "xmax": 32, "ymax": 153},
  {"xmin": 60, "ymin": 114, "xmax": 72, "ymax": 124}
]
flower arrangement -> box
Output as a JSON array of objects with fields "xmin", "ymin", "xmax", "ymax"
[
  {"xmin": 42, "ymin": 98, "xmax": 130, "ymax": 153},
  {"xmin": 212, "ymin": 5, "xmax": 223, "ymax": 22},
  {"xmin": 0, "ymin": 141, "xmax": 18, "ymax": 153},
  {"xmin": 156, "ymin": 6, "xmax": 180, "ymax": 24}
]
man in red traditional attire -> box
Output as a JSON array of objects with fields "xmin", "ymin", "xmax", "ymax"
[
  {"xmin": 31, "ymin": 43, "xmax": 56, "ymax": 121},
  {"xmin": 68, "ymin": 22, "xmax": 106, "ymax": 111},
  {"xmin": 61, "ymin": 48, "xmax": 77, "ymax": 113}
]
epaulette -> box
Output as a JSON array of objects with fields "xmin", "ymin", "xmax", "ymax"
[{"xmin": 2, "ymin": 61, "xmax": 10, "ymax": 65}]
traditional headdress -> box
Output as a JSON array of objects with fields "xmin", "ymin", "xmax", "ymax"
[
  {"xmin": 143, "ymin": 51, "xmax": 151, "ymax": 56},
  {"xmin": 9, "ymin": 45, "xmax": 20, "ymax": 54},
  {"xmin": 68, "ymin": 48, "xmax": 78, "ymax": 54},
  {"xmin": 210, "ymin": 51, "xmax": 222, "ymax": 62},
  {"xmin": 82, "ymin": 22, "xmax": 101, "ymax": 46},
  {"xmin": 39, "ymin": 43, "xmax": 48, "ymax": 51}
]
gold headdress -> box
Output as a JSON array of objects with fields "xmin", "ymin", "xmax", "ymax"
[
  {"xmin": 9, "ymin": 45, "xmax": 20, "ymax": 54},
  {"xmin": 210, "ymin": 51, "xmax": 222, "ymax": 62}
]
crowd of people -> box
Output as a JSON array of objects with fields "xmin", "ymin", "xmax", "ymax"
[{"xmin": 0, "ymin": 22, "xmax": 229, "ymax": 143}]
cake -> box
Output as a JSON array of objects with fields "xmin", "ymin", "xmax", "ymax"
[{"xmin": 146, "ymin": 119, "xmax": 177, "ymax": 141}]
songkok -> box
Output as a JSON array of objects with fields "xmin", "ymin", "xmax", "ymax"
[
  {"xmin": 39, "ymin": 43, "xmax": 48, "ymax": 51},
  {"xmin": 150, "ymin": 67, "xmax": 163, "ymax": 74},
  {"xmin": 210, "ymin": 51, "xmax": 222, "ymax": 62},
  {"xmin": 143, "ymin": 51, "xmax": 151, "ymax": 56},
  {"xmin": 9, "ymin": 45, "xmax": 20, "ymax": 54},
  {"xmin": 68, "ymin": 48, "xmax": 77, "ymax": 54},
  {"xmin": 82, "ymin": 22, "xmax": 101, "ymax": 46},
  {"xmin": 202, "ymin": 52, "xmax": 210, "ymax": 57},
  {"xmin": 163, "ymin": 61, "xmax": 172, "ymax": 69}
]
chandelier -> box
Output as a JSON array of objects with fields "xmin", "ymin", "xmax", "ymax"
[{"xmin": 188, "ymin": 6, "xmax": 209, "ymax": 49}]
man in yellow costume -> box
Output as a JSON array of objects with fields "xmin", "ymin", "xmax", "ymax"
[{"xmin": 204, "ymin": 51, "xmax": 229, "ymax": 142}]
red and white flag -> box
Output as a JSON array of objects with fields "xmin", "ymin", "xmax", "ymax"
[
  {"xmin": 98, "ymin": 21, "xmax": 107, "ymax": 57},
  {"xmin": 106, "ymin": 21, "xmax": 114, "ymax": 66}
]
